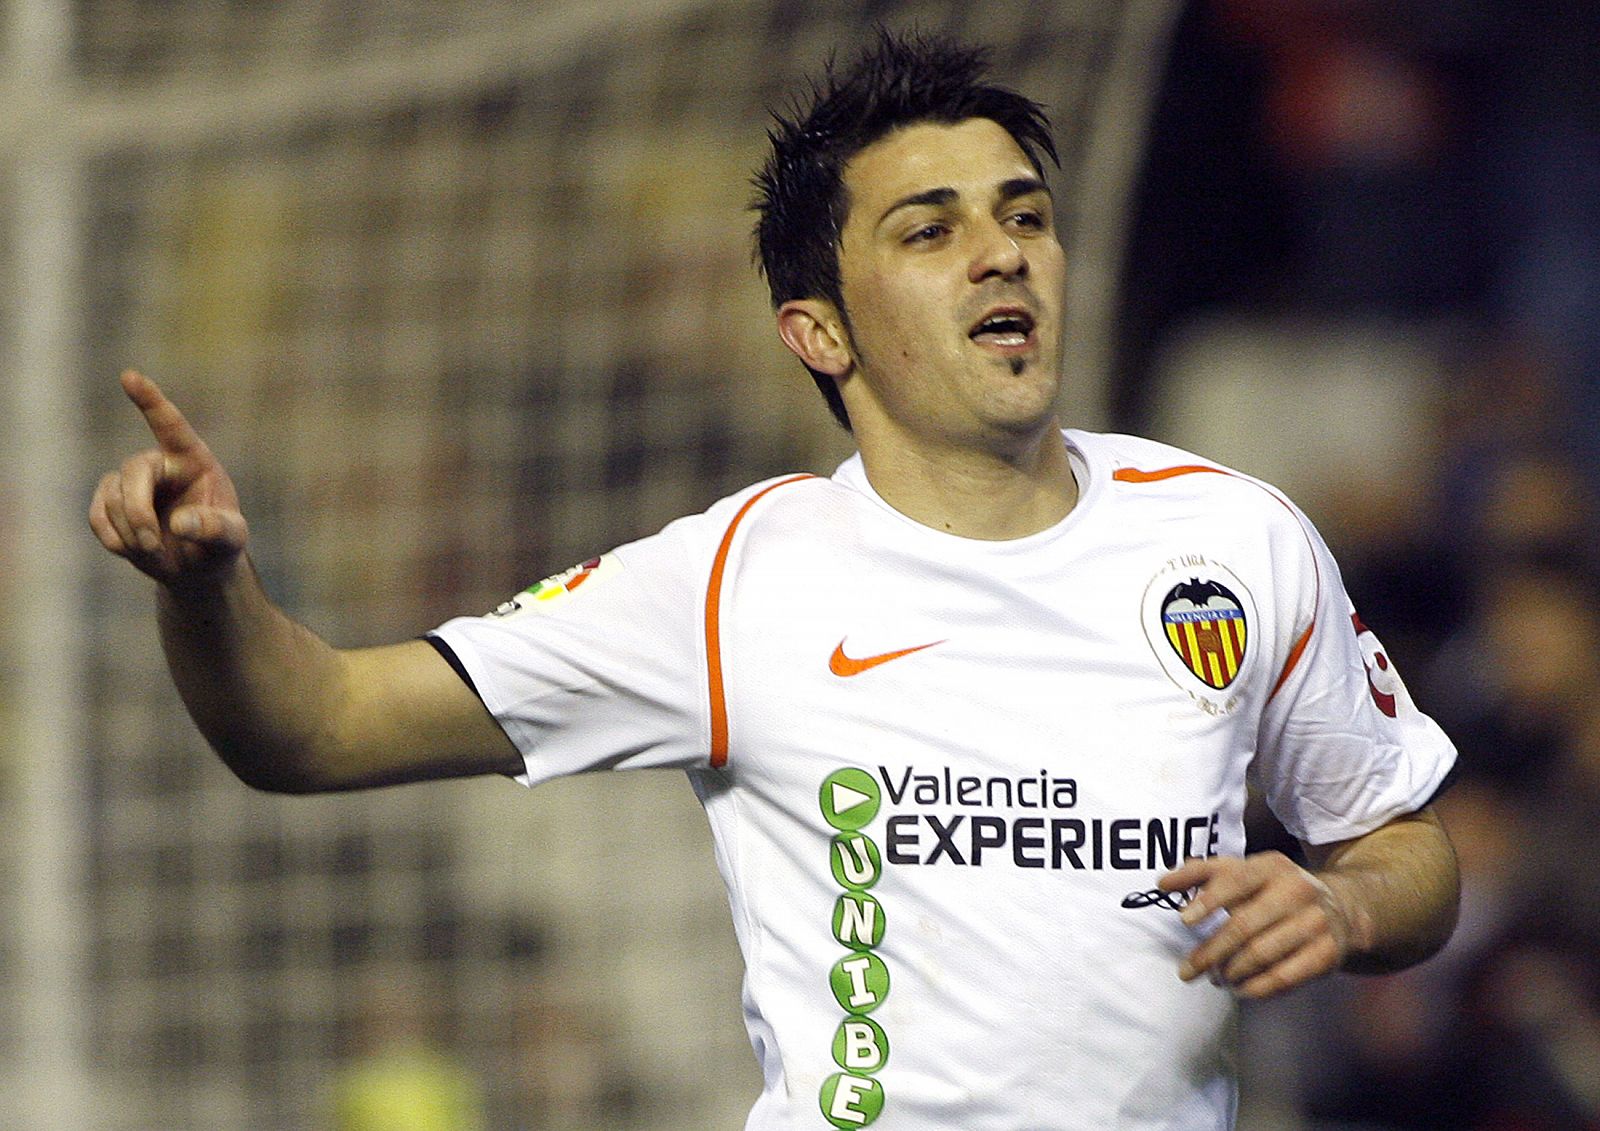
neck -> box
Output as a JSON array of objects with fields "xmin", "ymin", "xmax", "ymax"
[{"xmin": 855, "ymin": 419, "xmax": 1078, "ymax": 539}]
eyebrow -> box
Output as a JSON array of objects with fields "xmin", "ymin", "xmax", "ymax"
[{"xmin": 877, "ymin": 176, "xmax": 1053, "ymax": 228}]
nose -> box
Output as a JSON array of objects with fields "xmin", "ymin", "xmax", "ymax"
[{"xmin": 969, "ymin": 220, "xmax": 1026, "ymax": 284}]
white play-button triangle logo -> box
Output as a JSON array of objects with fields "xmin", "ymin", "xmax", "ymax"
[{"xmin": 831, "ymin": 781, "xmax": 873, "ymax": 815}]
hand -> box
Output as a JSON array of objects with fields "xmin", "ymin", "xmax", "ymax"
[
  {"xmin": 88, "ymin": 370, "xmax": 249, "ymax": 586},
  {"xmin": 1159, "ymin": 851, "xmax": 1352, "ymax": 1000}
]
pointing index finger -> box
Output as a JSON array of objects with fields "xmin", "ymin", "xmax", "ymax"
[{"xmin": 121, "ymin": 369, "xmax": 205, "ymax": 455}]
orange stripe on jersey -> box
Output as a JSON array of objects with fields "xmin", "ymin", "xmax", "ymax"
[
  {"xmin": 1112, "ymin": 464, "xmax": 1230, "ymax": 484},
  {"xmin": 1116, "ymin": 461, "xmax": 1321, "ymax": 702},
  {"xmin": 705, "ymin": 474, "xmax": 816, "ymax": 769},
  {"xmin": 1271, "ymin": 622, "xmax": 1316, "ymax": 699}
]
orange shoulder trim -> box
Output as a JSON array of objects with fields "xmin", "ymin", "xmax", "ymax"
[
  {"xmin": 1112, "ymin": 464, "xmax": 1231, "ymax": 484},
  {"xmin": 1270, "ymin": 623, "xmax": 1316, "ymax": 699},
  {"xmin": 1114, "ymin": 461, "xmax": 1319, "ymax": 701},
  {"xmin": 706, "ymin": 474, "xmax": 817, "ymax": 768}
]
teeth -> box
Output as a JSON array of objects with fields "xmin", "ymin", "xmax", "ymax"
[{"xmin": 972, "ymin": 312, "xmax": 1032, "ymax": 343}]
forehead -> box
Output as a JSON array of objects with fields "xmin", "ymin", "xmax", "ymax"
[{"xmin": 842, "ymin": 118, "xmax": 1038, "ymax": 224}]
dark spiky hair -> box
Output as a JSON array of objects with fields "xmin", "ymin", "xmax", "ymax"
[{"xmin": 751, "ymin": 28, "xmax": 1058, "ymax": 429}]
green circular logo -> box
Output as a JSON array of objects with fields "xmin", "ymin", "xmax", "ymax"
[
  {"xmin": 819, "ymin": 1072, "xmax": 885, "ymax": 1128},
  {"xmin": 830, "ymin": 833, "xmax": 882, "ymax": 890},
  {"xmin": 832, "ymin": 1016, "xmax": 890, "ymax": 1073},
  {"xmin": 832, "ymin": 891, "xmax": 886, "ymax": 950},
  {"xmin": 820, "ymin": 768, "xmax": 881, "ymax": 831},
  {"xmin": 829, "ymin": 951, "xmax": 890, "ymax": 1015}
]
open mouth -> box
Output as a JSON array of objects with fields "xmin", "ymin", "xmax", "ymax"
[{"xmin": 969, "ymin": 308, "xmax": 1036, "ymax": 349}]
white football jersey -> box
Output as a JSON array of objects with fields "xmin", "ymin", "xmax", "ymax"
[{"xmin": 431, "ymin": 430, "xmax": 1456, "ymax": 1131}]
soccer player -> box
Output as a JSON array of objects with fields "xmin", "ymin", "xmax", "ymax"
[{"xmin": 90, "ymin": 31, "xmax": 1459, "ymax": 1130}]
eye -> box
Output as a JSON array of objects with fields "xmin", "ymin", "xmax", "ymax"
[
  {"xmin": 903, "ymin": 222, "xmax": 949, "ymax": 246},
  {"xmin": 1005, "ymin": 208, "xmax": 1047, "ymax": 232}
]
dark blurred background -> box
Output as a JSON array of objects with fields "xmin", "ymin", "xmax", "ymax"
[{"xmin": 1123, "ymin": 6, "xmax": 1600, "ymax": 1129}]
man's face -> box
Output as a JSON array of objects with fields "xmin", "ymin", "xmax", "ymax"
[{"xmin": 832, "ymin": 117, "xmax": 1067, "ymax": 454}]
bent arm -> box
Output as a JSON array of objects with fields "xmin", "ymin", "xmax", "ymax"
[
  {"xmin": 1161, "ymin": 805, "xmax": 1459, "ymax": 998},
  {"xmin": 158, "ymin": 558, "xmax": 521, "ymax": 793},
  {"xmin": 91, "ymin": 370, "xmax": 520, "ymax": 792},
  {"xmin": 1306, "ymin": 805, "xmax": 1460, "ymax": 974}
]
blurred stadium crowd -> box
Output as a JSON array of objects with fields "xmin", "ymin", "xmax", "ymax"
[{"xmin": 1120, "ymin": 4, "xmax": 1600, "ymax": 1129}]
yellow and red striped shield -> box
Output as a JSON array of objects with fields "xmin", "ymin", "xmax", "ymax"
[{"xmin": 1161, "ymin": 580, "xmax": 1248, "ymax": 690}]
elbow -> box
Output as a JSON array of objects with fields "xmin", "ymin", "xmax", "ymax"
[
  {"xmin": 1344, "ymin": 828, "xmax": 1463, "ymax": 976},
  {"xmin": 1411, "ymin": 821, "xmax": 1465, "ymax": 966},
  {"xmin": 212, "ymin": 736, "xmax": 345, "ymax": 795},
  {"xmin": 235, "ymin": 767, "xmax": 327, "ymax": 795},
  {"xmin": 1418, "ymin": 852, "xmax": 1464, "ymax": 964}
]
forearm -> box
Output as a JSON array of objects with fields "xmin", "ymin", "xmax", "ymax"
[
  {"xmin": 1165, "ymin": 804, "xmax": 1460, "ymax": 998},
  {"xmin": 95, "ymin": 370, "xmax": 519, "ymax": 792},
  {"xmin": 156, "ymin": 555, "xmax": 348, "ymax": 792},
  {"xmin": 1312, "ymin": 807, "xmax": 1460, "ymax": 974}
]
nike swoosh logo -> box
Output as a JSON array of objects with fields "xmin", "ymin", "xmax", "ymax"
[{"xmin": 830, "ymin": 638, "xmax": 943, "ymax": 677}]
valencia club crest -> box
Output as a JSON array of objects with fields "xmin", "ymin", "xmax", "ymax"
[
  {"xmin": 1161, "ymin": 578, "xmax": 1247, "ymax": 690},
  {"xmin": 1142, "ymin": 558, "xmax": 1258, "ymax": 712}
]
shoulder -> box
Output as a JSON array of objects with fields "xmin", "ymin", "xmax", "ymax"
[
  {"xmin": 706, "ymin": 471, "xmax": 839, "ymax": 521},
  {"xmin": 604, "ymin": 472, "xmax": 845, "ymax": 581},
  {"xmin": 659, "ymin": 471, "xmax": 840, "ymax": 547},
  {"xmin": 1071, "ymin": 429, "xmax": 1313, "ymax": 529}
]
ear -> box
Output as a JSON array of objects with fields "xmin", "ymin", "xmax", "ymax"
[{"xmin": 776, "ymin": 299, "xmax": 854, "ymax": 379}]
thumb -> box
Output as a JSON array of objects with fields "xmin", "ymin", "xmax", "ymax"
[{"xmin": 170, "ymin": 504, "xmax": 249, "ymax": 553}]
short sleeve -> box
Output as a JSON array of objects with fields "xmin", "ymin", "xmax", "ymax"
[
  {"xmin": 428, "ymin": 513, "xmax": 715, "ymax": 787},
  {"xmin": 1253, "ymin": 507, "xmax": 1457, "ymax": 845}
]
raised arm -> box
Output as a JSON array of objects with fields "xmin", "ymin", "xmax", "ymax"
[
  {"xmin": 1158, "ymin": 806, "xmax": 1459, "ymax": 999},
  {"xmin": 89, "ymin": 370, "xmax": 522, "ymax": 792}
]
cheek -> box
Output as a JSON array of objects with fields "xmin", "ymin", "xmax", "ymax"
[
  {"xmin": 841, "ymin": 261, "xmax": 958, "ymax": 362},
  {"xmin": 849, "ymin": 284, "xmax": 927, "ymax": 353},
  {"xmin": 1036, "ymin": 250, "xmax": 1068, "ymax": 303}
]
